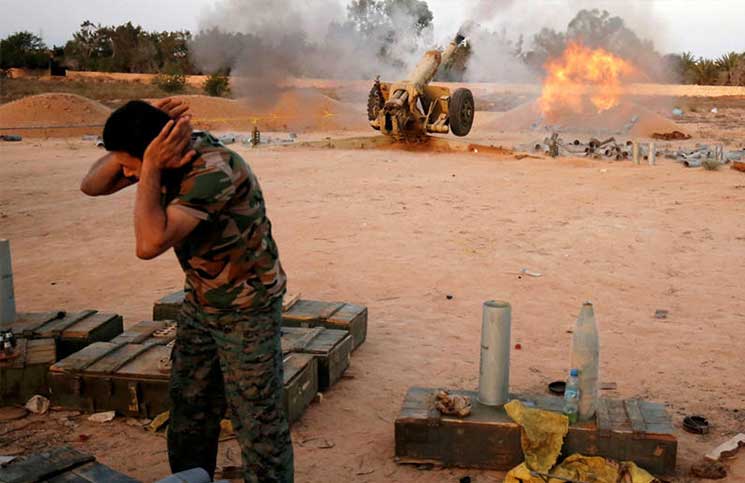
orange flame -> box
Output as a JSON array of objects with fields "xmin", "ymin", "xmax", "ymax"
[{"xmin": 539, "ymin": 42, "xmax": 635, "ymax": 119}]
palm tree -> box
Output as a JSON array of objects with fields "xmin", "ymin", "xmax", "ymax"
[
  {"xmin": 679, "ymin": 52, "xmax": 698, "ymax": 84},
  {"xmin": 716, "ymin": 52, "xmax": 743, "ymax": 85},
  {"xmin": 694, "ymin": 58, "xmax": 720, "ymax": 85}
]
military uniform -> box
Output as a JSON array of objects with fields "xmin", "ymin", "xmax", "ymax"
[{"xmin": 163, "ymin": 133, "xmax": 292, "ymax": 482}]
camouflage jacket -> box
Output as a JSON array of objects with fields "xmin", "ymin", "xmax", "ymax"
[{"xmin": 163, "ymin": 132, "xmax": 286, "ymax": 314}]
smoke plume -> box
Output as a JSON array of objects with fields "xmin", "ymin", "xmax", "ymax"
[
  {"xmin": 190, "ymin": 0, "xmax": 436, "ymax": 103},
  {"xmin": 189, "ymin": 0, "xmax": 673, "ymax": 93}
]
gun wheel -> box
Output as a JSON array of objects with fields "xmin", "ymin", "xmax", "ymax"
[
  {"xmin": 449, "ymin": 88, "xmax": 474, "ymax": 137},
  {"xmin": 368, "ymin": 78, "xmax": 385, "ymax": 126}
]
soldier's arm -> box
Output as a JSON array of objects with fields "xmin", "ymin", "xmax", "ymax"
[
  {"xmin": 80, "ymin": 152, "xmax": 137, "ymax": 196},
  {"xmin": 134, "ymin": 118, "xmax": 198, "ymax": 260}
]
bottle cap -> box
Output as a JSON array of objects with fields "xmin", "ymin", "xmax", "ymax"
[{"xmin": 570, "ymin": 368, "xmax": 578, "ymax": 377}]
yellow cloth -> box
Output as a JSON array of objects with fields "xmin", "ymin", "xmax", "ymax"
[
  {"xmin": 504, "ymin": 400, "xmax": 569, "ymax": 472},
  {"xmin": 505, "ymin": 455, "xmax": 657, "ymax": 483},
  {"xmin": 502, "ymin": 400, "xmax": 658, "ymax": 483}
]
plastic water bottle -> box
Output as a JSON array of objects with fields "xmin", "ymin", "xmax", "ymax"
[
  {"xmin": 571, "ymin": 301, "xmax": 600, "ymax": 421},
  {"xmin": 563, "ymin": 368, "xmax": 580, "ymax": 424}
]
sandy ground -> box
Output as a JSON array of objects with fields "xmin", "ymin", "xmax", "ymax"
[{"xmin": 1, "ymin": 127, "xmax": 744, "ymax": 482}]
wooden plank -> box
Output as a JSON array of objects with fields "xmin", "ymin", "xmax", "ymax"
[
  {"xmin": 116, "ymin": 344, "xmax": 171, "ymax": 380},
  {"xmin": 86, "ymin": 343, "xmax": 162, "ymax": 375},
  {"xmin": 625, "ymin": 399, "xmax": 647, "ymax": 434},
  {"xmin": 26, "ymin": 338, "xmax": 57, "ymax": 365},
  {"xmin": 49, "ymin": 342, "xmax": 121, "ymax": 373},
  {"xmin": 10, "ymin": 311, "xmax": 66, "ymax": 336},
  {"xmin": 595, "ymin": 398, "xmax": 612, "ymax": 432},
  {"xmin": 110, "ymin": 320, "xmax": 175, "ymax": 345},
  {"xmin": 282, "ymin": 292, "xmax": 301, "ymax": 312},
  {"xmin": 281, "ymin": 327, "xmax": 325, "ymax": 353},
  {"xmin": 282, "ymin": 300, "xmax": 328, "ymax": 324},
  {"xmin": 0, "ymin": 446, "xmax": 95, "ymax": 483},
  {"xmin": 62, "ymin": 312, "xmax": 122, "ymax": 341},
  {"xmin": 318, "ymin": 302, "xmax": 344, "ymax": 320},
  {"xmin": 39, "ymin": 311, "xmax": 98, "ymax": 337}
]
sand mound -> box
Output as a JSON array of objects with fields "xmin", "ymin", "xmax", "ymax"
[
  {"xmin": 475, "ymin": 99, "xmax": 688, "ymax": 138},
  {"xmin": 171, "ymin": 89, "xmax": 368, "ymax": 133},
  {"xmin": 0, "ymin": 93, "xmax": 111, "ymax": 138}
]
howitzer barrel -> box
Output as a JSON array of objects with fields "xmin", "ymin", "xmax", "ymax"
[{"xmin": 406, "ymin": 50, "xmax": 442, "ymax": 92}]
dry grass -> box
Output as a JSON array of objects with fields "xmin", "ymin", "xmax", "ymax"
[{"xmin": 0, "ymin": 77, "xmax": 201, "ymax": 108}]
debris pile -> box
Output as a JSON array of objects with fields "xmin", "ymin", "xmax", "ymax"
[
  {"xmin": 528, "ymin": 134, "xmax": 633, "ymax": 160},
  {"xmin": 434, "ymin": 390, "xmax": 472, "ymax": 417},
  {"xmin": 659, "ymin": 144, "xmax": 744, "ymax": 167}
]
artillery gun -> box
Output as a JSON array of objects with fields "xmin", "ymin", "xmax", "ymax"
[{"xmin": 368, "ymin": 31, "xmax": 474, "ymax": 140}]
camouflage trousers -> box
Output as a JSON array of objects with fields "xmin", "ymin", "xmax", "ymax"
[{"xmin": 167, "ymin": 298, "xmax": 294, "ymax": 483}]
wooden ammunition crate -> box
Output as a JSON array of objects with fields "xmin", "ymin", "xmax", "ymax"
[
  {"xmin": 0, "ymin": 338, "xmax": 56, "ymax": 405},
  {"xmin": 281, "ymin": 327, "xmax": 352, "ymax": 390},
  {"xmin": 113, "ymin": 320, "xmax": 350, "ymax": 391},
  {"xmin": 153, "ymin": 292, "xmax": 367, "ymax": 350},
  {"xmin": 0, "ymin": 446, "xmax": 138, "ymax": 483},
  {"xmin": 151, "ymin": 291, "xmax": 186, "ymax": 322},
  {"xmin": 1, "ymin": 310, "xmax": 123, "ymax": 405},
  {"xmin": 10, "ymin": 310, "xmax": 124, "ymax": 359},
  {"xmin": 48, "ymin": 341, "xmax": 318, "ymax": 424},
  {"xmin": 282, "ymin": 300, "xmax": 367, "ymax": 351},
  {"xmin": 395, "ymin": 387, "xmax": 677, "ymax": 476}
]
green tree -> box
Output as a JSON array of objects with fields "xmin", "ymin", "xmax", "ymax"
[
  {"xmin": 692, "ymin": 58, "xmax": 720, "ymax": 85},
  {"xmin": 63, "ymin": 21, "xmax": 113, "ymax": 71},
  {"xmin": 203, "ymin": 72, "xmax": 231, "ymax": 97},
  {"xmin": 0, "ymin": 31, "xmax": 48, "ymax": 69},
  {"xmin": 716, "ymin": 52, "xmax": 743, "ymax": 85}
]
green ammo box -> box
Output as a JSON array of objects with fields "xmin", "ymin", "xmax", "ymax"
[
  {"xmin": 48, "ymin": 337, "xmax": 318, "ymax": 424},
  {"xmin": 0, "ymin": 310, "xmax": 123, "ymax": 405},
  {"xmin": 153, "ymin": 291, "xmax": 368, "ymax": 351},
  {"xmin": 0, "ymin": 446, "xmax": 138, "ymax": 483}
]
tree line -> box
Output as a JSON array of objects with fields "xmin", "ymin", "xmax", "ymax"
[{"xmin": 2, "ymin": 5, "xmax": 744, "ymax": 86}]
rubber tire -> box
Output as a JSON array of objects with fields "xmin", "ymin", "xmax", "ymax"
[{"xmin": 449, "ymin": 88, "xmax": 474, "ymax": 137}]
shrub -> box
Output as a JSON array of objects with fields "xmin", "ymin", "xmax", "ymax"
[
  {"xmin": 203, "ymin": 73, "xmax": 231, "ymax": 97},
  {"xmin": 153, "ymin": 72, "xmax": 186, "ymax": 93}
]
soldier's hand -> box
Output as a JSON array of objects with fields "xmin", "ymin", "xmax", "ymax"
[
  {"xmin": 143, "ymin": 117, "xmax": 196, "ymax": 170},
  {"xmin": 152, "ymin": 98, "xmax": 191, "ymax": 120}
]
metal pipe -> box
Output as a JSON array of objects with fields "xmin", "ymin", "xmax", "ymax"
[
  {"xmin": 406, "ymin": 50, "xmax": 442, "ymax": 92},
  {"xmin": 0, "ymin": 239, "xmax": 16, "ymax": 327},
  {"xmin": 648, "ymin": 143, "xmax": 656, "ymax": 166},
  {"xmin": 478, "ymin": 300, "xmax": 511, "ymax": 406}
]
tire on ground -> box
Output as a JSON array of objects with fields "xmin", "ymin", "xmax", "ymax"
[{"xmin": 449, "ymin": 88, "xmax": 474, "ymax": 137}]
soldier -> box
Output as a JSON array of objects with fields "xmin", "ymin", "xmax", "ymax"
[{"xmin": 80, "ymin": 99, "xmax": 293, "ymax": 483}]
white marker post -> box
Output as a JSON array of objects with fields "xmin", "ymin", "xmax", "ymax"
[
  {"xmin": 648, "ymin": 143, "xmax": 656, "ymax": 166},
  {"xmin": 0, "ymin": 239, "xmax": 16, "ymax": 327},
  {"xmin": 632, "ymin": 141, "xmax": 640, "ymax": 165}
]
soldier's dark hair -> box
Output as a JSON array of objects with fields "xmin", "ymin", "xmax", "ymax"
[{"xmin": 103, "ymin": 100, "xmax": 171, "ymax": 159}]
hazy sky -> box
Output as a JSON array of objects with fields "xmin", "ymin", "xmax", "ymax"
[{"xmin": 1, "ymin": 0, "xmax": 743, "ymax": 58}]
